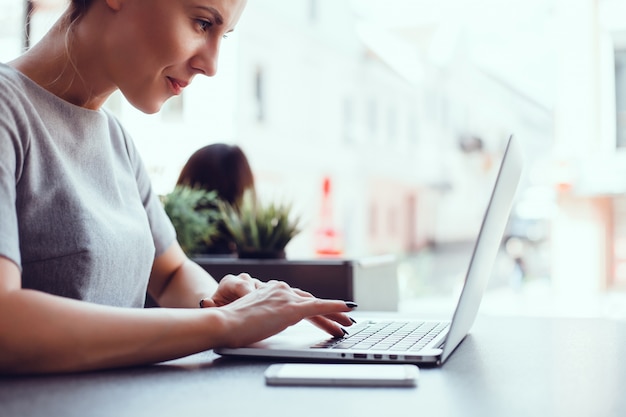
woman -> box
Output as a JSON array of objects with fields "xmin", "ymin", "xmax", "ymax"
[
  {"xmin": 176, "ymin": 143, "xmax": 254, "ymax": 254},
  {"xmin": 177, "ymin": 143, "xmax": 255, "ymax": 208},
  {"xmin": 0, "ymin": 0, "xmax": 354, "ymax": 374}
]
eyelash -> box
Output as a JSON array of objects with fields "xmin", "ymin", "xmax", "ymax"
[
  {"xmin": 197, "ymin": 19, "xmax": 213, "ymax": 32},
  {"xmin": 196, "ymin": 19, "xmax": 229, "ymax": 39}
]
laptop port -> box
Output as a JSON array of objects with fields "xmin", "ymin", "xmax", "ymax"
[
  {"xmin": 353, "ymin": 353, "xmax": 367, "ymax": 359},
  {"xmin": 373, "ymin": 354, "xmax": 383, "ymax": 359},
  {"xmin": 389, "ymin": 355, "xmax": 398, "ymax": 360}
]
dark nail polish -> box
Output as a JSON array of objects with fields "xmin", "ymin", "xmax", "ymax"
[
  {"xmin": 342, "ymin": 328, "xmax": 349, "ymax": 336},
  {"xmin": 349, "ymin": 317, "xmax": 357, "ymax": 324},
  {"xmin": 345, "ymin": 301, "xmax": 358, "ymax": 309}
]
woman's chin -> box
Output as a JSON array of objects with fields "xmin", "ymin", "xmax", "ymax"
[
  {"xmin": 142, "ymin": 106, "xmax": 162, "ymax": 115},
  {"xmin": 126, "ymin": 95, "xmax": 166, "ymax": 115}
]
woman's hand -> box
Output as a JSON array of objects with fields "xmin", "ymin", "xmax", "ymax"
[
  {"xmin": 201, "ymin": 274, "xmax": 356, "ymax": 344},
  {"xmin": 200, "ymin": 273, "xmax": 266, "ymax": 307}
]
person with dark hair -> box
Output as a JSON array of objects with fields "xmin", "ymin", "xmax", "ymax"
[
  {"xmin": 176, "ymin": 143, "xmax": 255, "ymax": 254},
  {"xmin": 0, "ymin": 0, "xmax": 354, "ymax": 375},
  {"xmin": 177, "ymin": 143, "xmax": 255, "ymax": 207}
]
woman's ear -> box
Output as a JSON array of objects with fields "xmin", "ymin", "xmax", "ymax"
[{"xmin": 105, "ymin": 0, "xmax": 124, "ymax": 11}]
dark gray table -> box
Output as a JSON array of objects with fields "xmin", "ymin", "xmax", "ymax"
[{"xmin": 1, "ymin": 315, "xmax": 625, "ymax": 417}]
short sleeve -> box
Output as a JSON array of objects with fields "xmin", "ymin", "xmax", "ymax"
[
  {"xmin": 0, "ymin": 87, "xmax": 26, "ymax": 268},
  {"xmin": 106, "ymin": 114, "xmax": 177, "ymax": 257}
]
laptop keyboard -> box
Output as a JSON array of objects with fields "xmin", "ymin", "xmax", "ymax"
[{"xmin": 311, "ymin": 321, "xmax": 449, "ymax": 352}]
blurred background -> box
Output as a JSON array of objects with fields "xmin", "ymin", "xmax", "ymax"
[{"xmin": 3, "ymin": 0, "xmax": 626, "ymax": 318}]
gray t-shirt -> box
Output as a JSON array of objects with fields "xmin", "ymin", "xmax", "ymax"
[{"xmin": 0, "ymin": 63, "xmax": 176, "ymax": 307}]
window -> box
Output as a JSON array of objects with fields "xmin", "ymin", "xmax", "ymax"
[
  {"xmin": 387, "ymin": 206, "xmax": 397, "ymax": 236},
  {"xmin": 24, "ymin": 0, "xmax": 33, "ymax": 50},
  {"xmin": 615, "ymin": 50, "xmax": 626, "ymax": 148},
  {"xmin": 611, "ymin": 196, "xmax": 626, "ymax": 289},
  {"xmin": 386, "ymin": 104, "xmax": 397, "ymax": 143},
  {"xmin": 369, "ymin": 203, "xmax": 378, "ymax": 237},
  {"xmin": 342, "ymin": 97, "xmax": 354, "ymax": 144},
  {"xmin": 254, "ymin": 67, "xmax": 265, "ymax": 123},
  {"xmin": 407, "ymin": 100, "xmax": 419, "ymax": 144},
  {"xmin": 309, "ymin": 0, "xmax": 318, "ymax": 22},
  {"xmin": 367, "ymin": 98, "xmax": 378, "ymax": 139}
]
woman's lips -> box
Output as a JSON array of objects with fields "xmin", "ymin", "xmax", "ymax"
[{"xmin": 167, "ymin": 77, "xmax": 188, "ymax": 95}]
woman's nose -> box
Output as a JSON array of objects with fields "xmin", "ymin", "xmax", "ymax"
[{"xmin": 190, "ymin": 42, "xmax": 220, "ymax": 77}]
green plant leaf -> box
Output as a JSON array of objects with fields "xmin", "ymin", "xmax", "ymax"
[
  {"xmin": 161, "ymin": 186, "xmax": 224, "ymax": 255},
  {"xmin": 219, "ymin": 190, "xmax": 301, "ymax": 253}
]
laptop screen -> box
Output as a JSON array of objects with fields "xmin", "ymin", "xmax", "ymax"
[{"xmin": 441, "ymin": 135, "xmax": 523, "ymax": 362}]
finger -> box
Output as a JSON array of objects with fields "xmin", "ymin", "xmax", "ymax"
[
  {"xmin": 227, "ymin": 274, "xmax": 254, "ymax": 293},
  {"xmin": 298, "ymin": 299, "xmax": 357, "ymax": 335},
  {"xmin": 320, "ymin": 312, "xmax": 356, "ymax": 327},
  {"xmin": 238, "ymin": 274, "xmax": 270, "ymax": 290},
  {"xmin": 305, "ymin": 315, "xmax": 348, "ymax": 339},
  {"xmin": 294, "ymin": 292, "xmax": 356, "ymax": 327},
  {"xmin": 219, "ymin": 274, "xmax": 257, "ymax": 297},
  {"xmin": 234, "ymin": 273, "xmax": 255, "ymax": 285}
]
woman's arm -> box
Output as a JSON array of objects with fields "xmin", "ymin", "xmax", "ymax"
[
  {"xmin": 0, "ymin": 255, "xmax": 354, "ymax": 375},
  {"xmin": 0, "ymin": 256, "xmax": 226, "ymax": 374},
  {"xmin": 147, "ymin": 243, "xmax": 218, "ymax": 309},
  {"xmin": 147, "ymin": 243, "xmax": 355, "ymax": 336}
]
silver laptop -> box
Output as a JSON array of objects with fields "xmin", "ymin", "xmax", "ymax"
[{"xmin": 216, "ymin": 135, "xmax": 523, "ymax": 366}]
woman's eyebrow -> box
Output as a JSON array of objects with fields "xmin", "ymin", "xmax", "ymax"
[{"xmin": 195, "ymin": 6, "xmax": 224, "ymax": 25}]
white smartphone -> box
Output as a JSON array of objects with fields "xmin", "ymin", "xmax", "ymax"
[{"xmin": 264, "ymin": 363, "xmax": 419, "ymax": 387}]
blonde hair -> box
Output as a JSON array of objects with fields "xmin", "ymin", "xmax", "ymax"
[
  {"xmin": 43, "ymin": 0, "xmax": 96, "ymax": 103},
  {"xmin": 66, "ymin": 0, "xmax": 95, "ymax": 24}
]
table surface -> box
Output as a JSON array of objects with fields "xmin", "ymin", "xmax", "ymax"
[{"xmin": 2, "ymin": 314, "xmax": 625, "ymax": 417}]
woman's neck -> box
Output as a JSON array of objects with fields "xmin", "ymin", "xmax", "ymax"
[{"xmin": 9, "ymin": 18, "xmax": 116, "ymax": 110}]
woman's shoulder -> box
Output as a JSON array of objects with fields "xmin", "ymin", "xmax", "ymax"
[
  {"xmin": 0, "ymin": 63, "xmax": 40, "ymax": 139},
  {"xmin": 0, "ymin": 63, "xmax": 55, "ymax": 122},
  {"xmin": 0, "ymin": 62, "xmax": 22, "ymax": 82},
  {"xmin": 0, "ymin": 63, "xmax": 30, "ymax": 103}
]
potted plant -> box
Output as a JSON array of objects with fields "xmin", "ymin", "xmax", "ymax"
[
  {"xmin": 219, "ymin": 190, "xmax": 302, "ymax": 259},
  {"xmin": 161, "ymin": 186, "xmax": 227, "ymax": 256}
]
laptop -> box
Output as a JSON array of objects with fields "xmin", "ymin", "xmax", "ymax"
[{"xmin": 216, "ymin": 135, "xmax": 523, "ymax": 366}]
